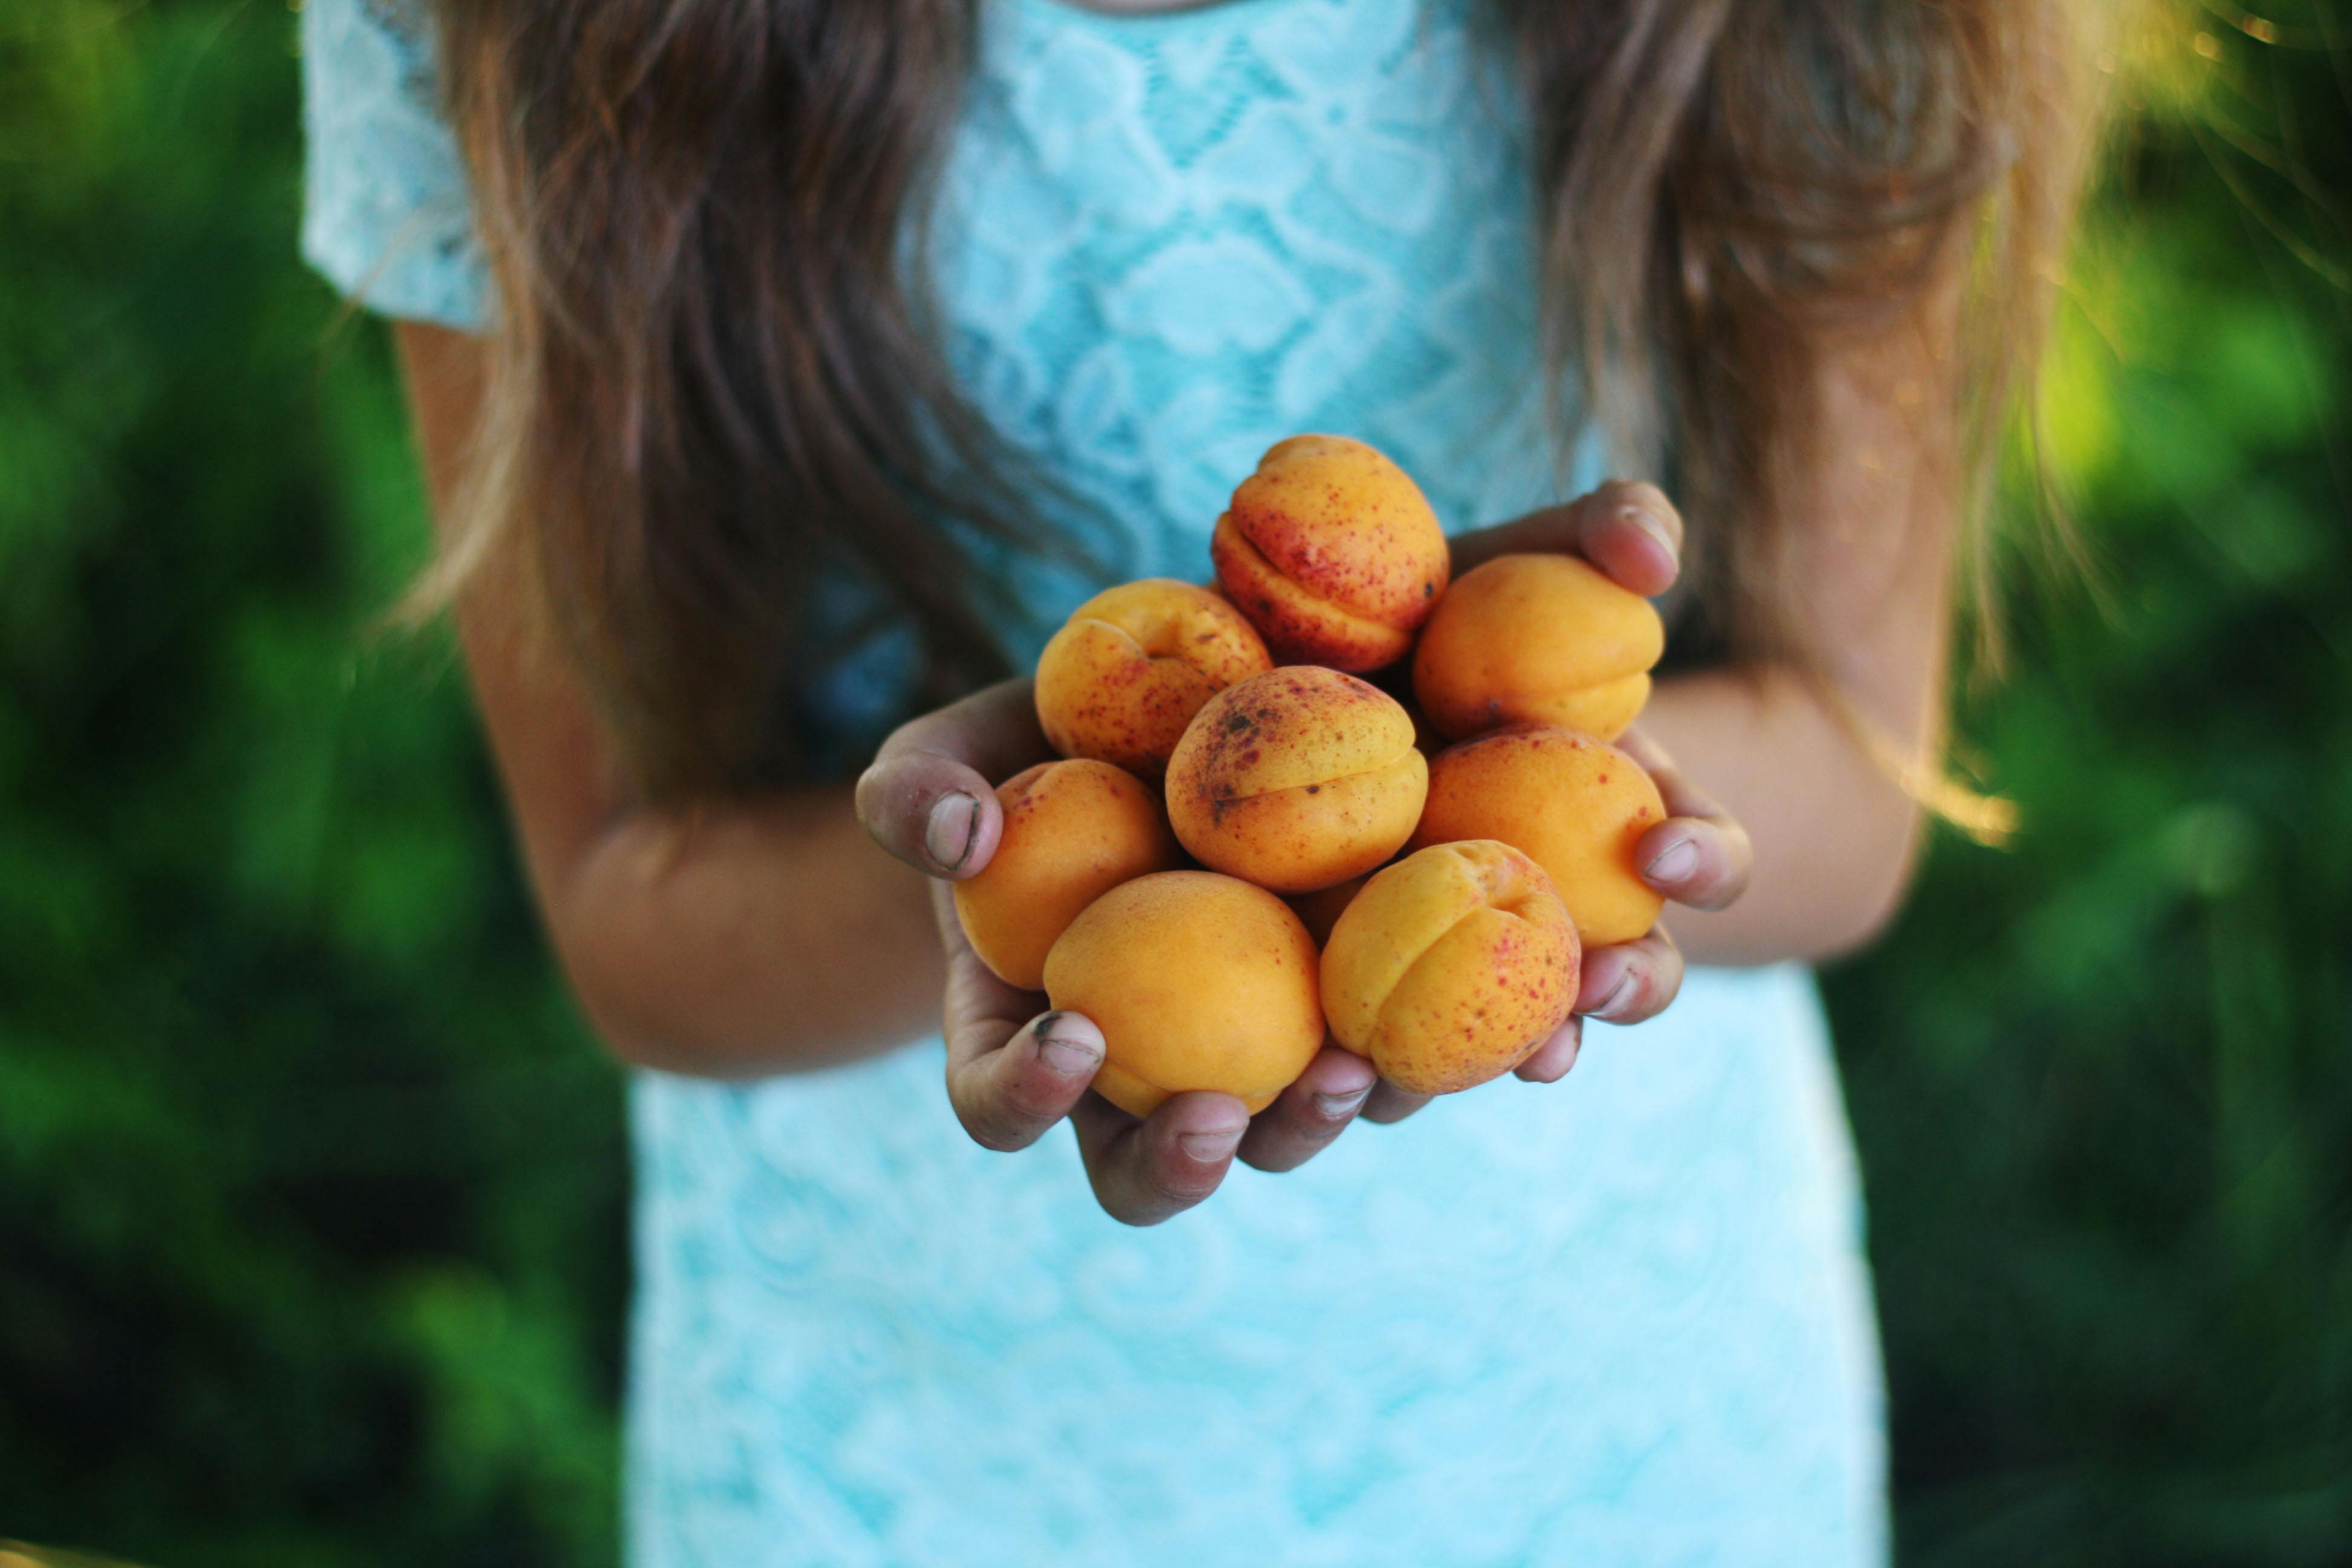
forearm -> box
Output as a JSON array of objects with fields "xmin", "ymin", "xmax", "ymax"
[
  {"xmin": 541, "ymin": 784, "xmax": 945, "ymax": 1078},
  {"xmin": 393, "ymin": 322, "xmax": 946, "ymax": 1079},
  {"xmin": 1640, "ymin": 664, "xmax": 1927, "ymax": 967}
]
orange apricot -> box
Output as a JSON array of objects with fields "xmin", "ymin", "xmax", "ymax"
[
  {"xmin": 1042, "ymin": 871, "xmax": 1325, "ymax": 1117},
  {"xmin": 1321, "ymin": 841, "xmax": 1581, "ymax": 1095},
  {"xmin": 951, "ymin": 759, "xmax": 1183, "ymax": 991},
  {"xmin": 1165, "ymin": 666, "xmax": 1428, "ymax": 895},
  {"xmin": 1210, "ymin": 434, "xmax": 1451, "ymax": 671},
  {"xmin": 1406, "ymin": 725, "xmax": 1667, "ymax": 947},
  {"xmin": 1034, "ymin": 579, "xmax": 1273, "ymax": 780},
  {"xmin": 1412, "ymin": 552, "xmax": 1664, "ymax": 742}
]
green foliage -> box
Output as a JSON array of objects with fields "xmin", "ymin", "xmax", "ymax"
[
  {"xmin": 0, "ymin": 5, "xmax": 622, "ymax": 1564},
  {"xmin": 0, "ymin": 2, "xmax": 2345, "ymax": 1566},
  {"xmin": 1823, "ymin": 12, "xmax": 2352, "ymax": 1564}
]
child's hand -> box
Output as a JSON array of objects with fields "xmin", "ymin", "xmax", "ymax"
[
  {"xmin": 858, "ymin": 680, "xmax": 1399, "ymax": 1225},
  {"xmin": 1449, "ymin": 482, "xmax": 1754, "ymax": 1081}
]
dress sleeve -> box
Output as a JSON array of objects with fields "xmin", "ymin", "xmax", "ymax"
[{"xmin": 299, "ymin": 0, "xmax": 489, "ymax": 330}]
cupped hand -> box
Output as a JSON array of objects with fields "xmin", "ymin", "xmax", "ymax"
[
  {"xmin": 860, "ymin": 678, "xmax": 1400, "ymax": 1224},
  {"xmin": 926, "ymin": 877, "xmax": 1394, "ymax": 1223}
]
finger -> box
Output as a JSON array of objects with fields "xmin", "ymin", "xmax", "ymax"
[
  {"xmin": 1513, "ymin": 1016, "xmax": 1584, "ymax": 1082},
  {"xmin": 1635, "ymin": 817, "xmax": 1749, "ymax": 911},
  {"xmin": 1070, "ymin": 1089, "xmax": 1252, "ymax": 1226},
  {"xmin": 1236, "ymin": 1045, "xmax": 1380, "ymax": 1173},
  {"xmin": 1614, "ymin": 730, "xmax": 1754, "ymax": 912},
  {"xmin": 1573, "ymin": 926, "xmax": 1686, "ymax": 1028},
  {"xmin": 1359, "ymin": 1081, "xmax": 1434, "ymax": 1125},
  {"xmin": 1449, "ymin": 479, "xmax": 1683, "ymax": 596},
  {"xmin": 946, "ymin": 1007, "xmax": 1106, "ymax": 1152},
  {"xmin": 935, "ymin": 882, "xmax": 1100, "ymax": 1151},
  {"xmin": 855, "ymin": 677, "xmax": 1048, "ymax": 878}
]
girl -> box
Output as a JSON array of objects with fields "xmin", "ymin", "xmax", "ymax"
[{"xmin": 302, "ymin": 0, "xmax": 2096, "ymax": 1561}]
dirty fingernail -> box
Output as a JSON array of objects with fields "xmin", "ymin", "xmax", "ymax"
[
  {"xmin": 925, "ymin": 792, "xmax": 982, "ymax": 873},
  {"xmin": 1645, "ymin": 837, "xmax": 1699, "ymax": 886},
  {"xmin": 1588, "ymin": 972, "xmax": 1638, "ymax": 1021},
  {"xmin": 1032, "ymin": 1014, "xmax": 1103, "ymax": 1077}
]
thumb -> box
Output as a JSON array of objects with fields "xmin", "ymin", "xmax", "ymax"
[
  {"xmin": 855, "ymin": 676, "xmax": 1047, "ymax": 878},
  {"xmin": 857, "ymin": 750, "xmax": 1002, "ymax": 879}
]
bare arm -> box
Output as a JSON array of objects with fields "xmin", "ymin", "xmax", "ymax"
[
  {"xmin": 397, "ymin": 321, "xmax": 944, "ymax": 1077},
  {"xmin": 1660, "ymin": 310, "xmax": 1958, "ymax": 965}
]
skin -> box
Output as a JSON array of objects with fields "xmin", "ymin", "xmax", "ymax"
[{"xmin": 396, "ymin": 267, "xmax": 1956, "ymax": 1223}]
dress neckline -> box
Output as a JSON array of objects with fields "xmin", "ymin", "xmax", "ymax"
[{"xmin": 1014, "ymin": 0, "xmax": 1314, "ymax": 36}]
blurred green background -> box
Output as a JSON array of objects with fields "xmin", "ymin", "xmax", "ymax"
[{"xmin": 1, "ymin": 2, "xmax": 2345, "ymax": 1564}]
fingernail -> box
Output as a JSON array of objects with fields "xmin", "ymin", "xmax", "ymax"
[
  {"xmin": 1031, "ymin": 1014, "xmax": 1102, "ymax": 1077},
  {"xmin": 1313, "ymin": 1087, "xmax": 1371, "ymax": 1120},
  {"xmin": 1178, "ymin": 1124, "xmax": 1244, "ymax": 1162},
  {"xmin": 1645, "ymin": 837, "xmax": 1699, "ymax": 886},
  {"xmin": 1588, "ymin": 972, "xmax": 1638, "ymax": 1021},
  {"xmin": 1621, "ymin": 503, "xmax": 1679, "ymax": 566},
  {"xmin": 925, "ymin": 792, "xmax": 982, "ymax": 873}
]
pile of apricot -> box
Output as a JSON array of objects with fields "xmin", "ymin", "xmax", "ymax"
[{"xmin": 955, "ymin": 433, "xmax": 1669, "ymax": 1113}]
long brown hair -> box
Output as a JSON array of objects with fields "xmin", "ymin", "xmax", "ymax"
[{"xmin": 425, "ymin": 0, "xmax": 2103, "ymax": 800}]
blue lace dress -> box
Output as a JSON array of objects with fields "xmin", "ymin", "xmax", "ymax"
[{"xmin": 303, "ymin": 1, "xmax": 1890, "ymax": 1561}]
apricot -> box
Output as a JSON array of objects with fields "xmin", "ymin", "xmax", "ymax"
[
  {"xmin": 951, "ymin": 759, "xmax": 1183, "ymax": 991},
  {"xmin": 1321, "ymin": 841, "xmax": 1581, "ymax": 1095},
  {"xmin": 1413, "ymin": 553, "xmax": 1664, "ymax": 742},
  {"xmin": 1042, "ymin": 871, "xmax": 1325, "ymax": 1117},
  {"xmin": 1407, "ymin": 726, "xmax": 1667, "ymax": 947},
  {"xmin": 1034, "ymin": 579, "xmax": 1273, "ymax": 780},
  {"xmin": 1211, "ymin": 434, "xmax": 1451, "ymax": 671},
  {"xmin": 1165, "ymin": 666, "xmax": 1428, "ymax": 895}
]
